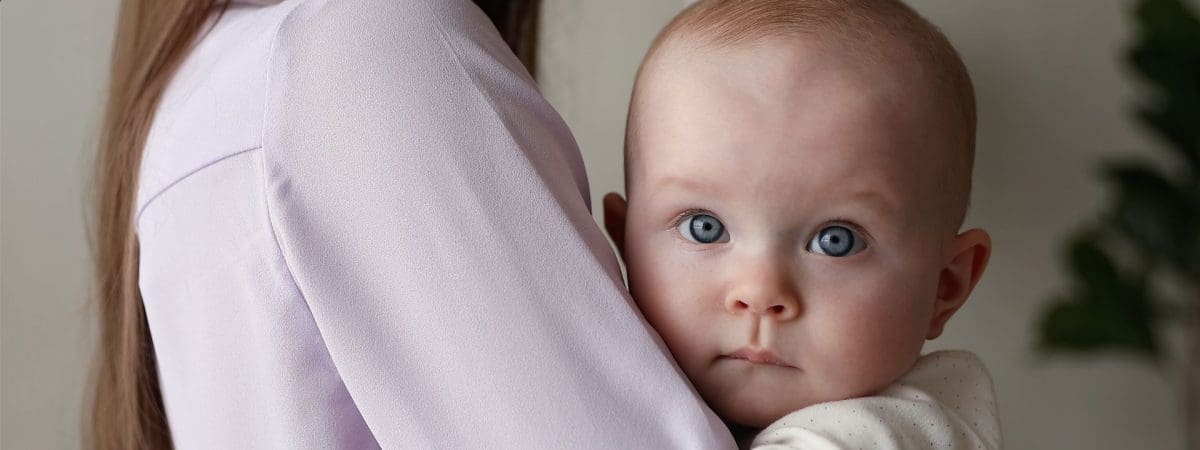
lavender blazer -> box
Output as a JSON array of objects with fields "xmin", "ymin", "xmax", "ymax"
[{"xmin": 133, "ymin": 0, "xmax": 733, "ymax": 448}]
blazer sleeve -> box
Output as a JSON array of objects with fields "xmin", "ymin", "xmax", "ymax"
[{"xmin": 261, "ymin": 0, "xmax": 735, "ymax": 448}]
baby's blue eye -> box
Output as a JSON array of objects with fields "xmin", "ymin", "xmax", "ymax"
[
  {"xmin": 807, "ymin": 225, "xmax": 866, "ymax": 257},
  {"xmin": 677, "ymin": 214, "xmax": 728, "ymax": 244}
]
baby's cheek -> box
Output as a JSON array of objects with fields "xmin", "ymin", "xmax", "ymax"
[
  {"xmin": 807, "ymin": 297, "xmax": 927, "ymax": 397},
  {"xmin": 632, "ymin": 269, "xmax": 711, "ymax": 362}
]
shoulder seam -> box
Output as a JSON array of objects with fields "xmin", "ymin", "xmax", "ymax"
[
  {"xmin": 136, "ymin": 146, "xmax": 263, "ymax": 226},
  {"xmin": 256, "ymin": 0, "xmax": 380, "ymax": 441},
  {"xmin": 257, "ymin": 0, "xmax": 301, "ymax": 296},
  {"xmin": 137, "ymin": 0, "xmax": 312, "ymax": 231}
]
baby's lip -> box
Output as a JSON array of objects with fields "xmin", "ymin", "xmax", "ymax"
[{"xmin": 722, "ymin": 347, "xmax": 797, "ymax": 369}]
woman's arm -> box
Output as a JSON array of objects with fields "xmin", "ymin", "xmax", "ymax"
[{"xmin": 261, "ymin": 0, "xmax": 734, "ymax": 447}]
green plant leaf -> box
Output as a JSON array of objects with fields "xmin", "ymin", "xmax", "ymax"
[
  {"xmin": 1038, "ymin": 235, "xmax": 1160, "ymax": 358},
  {"xmin": 1102, "ymin": 162, "xmax": 1198, "ymax": 273},
  {"xmin": 1131, "ymin": 0, "xmax": 1200, "ymax": 92},
  {"xmin": 1129, "ymin": 33, "xmax": 1200, "ymax": 97},
  {"xmin": 1037, "ymin": 291, "xmax": 1159, "ymax": 358},
  {"xmin": 1134, "ymin": 102, "xmax": 1200, "ymax": 175},
  {"xmin": 1128, "ymin": 0, "xmax": 1200, "ymax": 174},
  {"xmin": 1135, "ymin": 0, "xmax": 1200, "ymax": 39},
  {"xmin": 1067, "ymin": 233, "xmax": 1119, "ymax": 290}
]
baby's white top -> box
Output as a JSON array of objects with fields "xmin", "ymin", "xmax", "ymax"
[{"xmin": 745, "ymin": 350, "xmax": 1001, "ymax": 450}]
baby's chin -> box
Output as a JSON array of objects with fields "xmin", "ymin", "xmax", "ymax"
[{"xmin": 701, "ymin": 378, "xmax": 823, "ymax": 429}]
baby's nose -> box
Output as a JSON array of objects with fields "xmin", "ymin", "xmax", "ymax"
[{"xmin": 724, "ymin": 290, "xmax": 800, "ymax": 321}]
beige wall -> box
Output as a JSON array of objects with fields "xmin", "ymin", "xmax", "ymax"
[
  {"xmin": 0, "ymin": 0, "xmax": 1188, "ymax": 448},
  {"xmin": 538, "ymin": 1, "xmax": 1188, "ymax": 449},
  {"xmin": 2, "ymin": 0, "xmax": 119, "ymax": 448}
]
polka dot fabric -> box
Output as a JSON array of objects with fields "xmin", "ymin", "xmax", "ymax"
[{"xmin": 749, "ymin": 350, "xmax": 1000, "ymax": 450}]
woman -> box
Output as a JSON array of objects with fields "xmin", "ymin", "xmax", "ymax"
[{"xmin": 89, "ymin": 0, "xmax": 735, "ymax": 448}]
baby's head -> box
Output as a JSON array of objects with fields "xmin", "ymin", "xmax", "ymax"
[{"xmin": 603, "ymin": 0, "xmax": 992, "ymax": 428}]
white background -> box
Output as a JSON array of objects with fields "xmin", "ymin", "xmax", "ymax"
[{"xmin": 2, "ymin": 0, "xmax": 1191, "ymax": 448}]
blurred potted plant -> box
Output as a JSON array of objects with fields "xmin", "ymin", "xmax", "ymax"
[{"xmin": 1035, "ymin": 0, "xmax": 1199, "ymax": 448}]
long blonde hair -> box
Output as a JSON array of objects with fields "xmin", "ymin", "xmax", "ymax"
[
  {"xmin": 87, "ymin": 1, "xmax": 542, "ymax": 448},
  {"xmin": 88, "ymin": 0, "xmax": 229, "ymax": 448}
]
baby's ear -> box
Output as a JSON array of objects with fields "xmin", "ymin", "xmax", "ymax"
[
  {"xmin": 927, "ymin": 228, "xmax": 992, "ymax": 340},
  {"xmin": 602, "ymin": 192, "xmax": 628, "ymax": 260}
]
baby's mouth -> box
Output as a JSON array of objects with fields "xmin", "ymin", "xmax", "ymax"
[{"xmin": 720, "ymin": 347, "xmax": 797, "ymax": 369}]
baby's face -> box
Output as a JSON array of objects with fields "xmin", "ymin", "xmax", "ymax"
[{"xmin": 611, "ymin": 40, "xmax": 984, "ymax": 428}]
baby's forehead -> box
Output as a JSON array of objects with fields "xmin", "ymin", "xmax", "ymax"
[
  {"xmin": 631, "ymin": 38, "xmax": 951, "ymax": 164},
  {"xmin": 627, "ymin": 40, "xmax": 963, "ymax": 224},
  {"xmin": 636, "ymin": 35, "xmax": 931, "ymax": 114}
]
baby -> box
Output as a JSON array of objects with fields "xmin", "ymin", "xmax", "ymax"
[{"xmin": 601, "ymin": 0, "xmax": 1001, "ymax": 448}]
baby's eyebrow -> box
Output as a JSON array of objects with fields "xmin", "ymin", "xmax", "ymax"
[
  {"xmin": 655, "ymin": 176, "xmax": 721, "ymax": 196},
  {"xmin": 655, "ymin": 174, "xmax": 900, "ymax": 222},
  {"xmin": 844, "ymin": 189, "xmax": 898, "ymax": 221}
]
